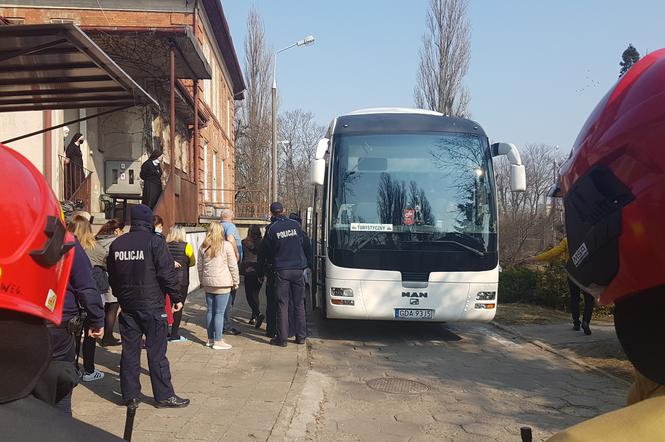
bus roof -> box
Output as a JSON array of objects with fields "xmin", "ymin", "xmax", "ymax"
[
  {"xmin": 346, "ymin": 107, "xmax": 444, "ymax": 117},
  {"xmin": 333, "ymin": 108, "xmax": 487, "ymax": 137}
]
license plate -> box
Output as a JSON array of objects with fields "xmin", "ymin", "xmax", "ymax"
[{"xmin": 394, "ymin": 309, "xmax": 434, "ymax": 320}]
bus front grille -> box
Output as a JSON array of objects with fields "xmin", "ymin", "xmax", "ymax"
[{"xmin": 401, "ymin": 272, "xmax": 430, "ymax": 282}]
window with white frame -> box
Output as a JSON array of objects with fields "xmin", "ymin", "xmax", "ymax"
[
  {"xmin": 226, "ymin": 95, "xmax": 231, "ymax": 137},
  {"xmin": 220, "ymin": 159, "xmax": 225, "ymax": 204},
  {"xmin": 203, "ymin": 142, "xmax": 209, "ymax": 201},
  {"xmin": 212, "ymin": 150, "xmax": 218, "ymax": 203},
  {"xmin": 202, "ymin": 43, "xmax": 212, "ymax": 107}
]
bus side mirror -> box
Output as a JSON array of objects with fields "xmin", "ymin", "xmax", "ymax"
[
  {"xmin": 492, "ymin": 142, "xmax": 526, "ymax": 193},
  {"xmin": 310, "ymin": 159, "xmax": 326, "ymax": 186},
  {"xmin": 510, "ymin": 164, "xmax": 526, "ymax": 192}
]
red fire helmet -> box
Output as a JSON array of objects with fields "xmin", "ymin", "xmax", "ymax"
[
  {"xmin": 559, "ymin": 48, "xmax": 665, "ymax": 305},
  {"xmin": 0, "ymin": 144, "xmax": 75, "ymax": 324}
]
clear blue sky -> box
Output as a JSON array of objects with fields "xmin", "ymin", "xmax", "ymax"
[{"xmin": 223, "ymin": 0, "xmax": 665, "ymax": 152}]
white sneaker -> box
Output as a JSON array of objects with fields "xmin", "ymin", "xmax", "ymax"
[
  {"xmin": 212, "ymin": 340, "xmax": 232, "ymax": 350},
  {"xmin": 206, "ymin": 339, "xmax": 214, "ymax": 347},
  {"xmin": 81, "ymin": 369, "xmax": 105, "ymax": 382}
]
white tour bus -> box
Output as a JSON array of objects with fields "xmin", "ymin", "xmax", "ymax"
[{"xmin": 307, "ymin": 108, "xmax": 526, "ymax": 322}]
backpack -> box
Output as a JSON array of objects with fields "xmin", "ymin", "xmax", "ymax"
[{"xmin": 91, "ymin": 265, "xmax": 110, "ymax": 293}]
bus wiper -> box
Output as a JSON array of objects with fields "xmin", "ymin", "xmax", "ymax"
[
  {"xmin": 350, "ymin": 231, "xmax": 381, "ymax": 253},
  {"xmin": 442, "ymin": 232, "xmax": 486, "ymax": 251},
  {"xmin": 400, "ymin": 238, "xmax": 485, "ymax": 256},
  {"xmin": 428, "ymin": 240, "xmax": 485, "ymax": 256}
]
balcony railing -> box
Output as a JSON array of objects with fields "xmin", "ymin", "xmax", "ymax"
[
  {"xmin": 59, "ymin": 155, "xmax": 93, "ymax": 212},
  {"xmin": 200, "ymin": 188, "xmax": 268, "ymax": 220}
]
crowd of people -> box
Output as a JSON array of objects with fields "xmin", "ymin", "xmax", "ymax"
[
  {"xmin": 46, "ymin": 199, "xmax": 313, "ymax": 414},
  {"xmin": 0, "ymin": 143, "xmax": 313, "ymax": 430}
]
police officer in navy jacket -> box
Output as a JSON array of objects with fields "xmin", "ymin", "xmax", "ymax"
[
  {"xmin": 261, "ymin": 202, "xmax": 312, "ymax": 347},
  {"xmin": 107, "ymin": 204, "xmax": 189, "ymax": 408},
  {"xmin": 48, "ymin": 239, "xmax": 105, "ymax": 414}
]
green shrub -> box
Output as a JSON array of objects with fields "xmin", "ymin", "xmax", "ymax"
[
  {"xmin": 500, "ymin": 263, "xmax": 569, "ymax": 310},
  {"xmin": 500, "ymin": 264, "xmax": 615, "ymax": 317},
  {"xmin": 499, "ymin": 267, "xmax": 539, "ymax": 304}
]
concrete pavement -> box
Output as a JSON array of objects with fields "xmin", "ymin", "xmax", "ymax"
[
  {"xmin": 72, "ymin": 287, "xmax": 307, "ymax": 441},
  {"xmin": 71, "ymin": 288, "xmax": 629, "ymax": 441},
  {"xmin": 300, "ymin": 318, "xmax": 627, "ymax": 442}
]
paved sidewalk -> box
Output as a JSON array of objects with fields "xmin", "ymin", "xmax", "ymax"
[
  {"xmin": 494, "ymin": 319, "xmax": 633, "ymax": 384},
  {"xmin": 505, "ymin": 321, "xmax": 617, "ymax": 346},
  {"xmin": 72, "ymin": 287, "xmax": 306, "ymax": 441}
]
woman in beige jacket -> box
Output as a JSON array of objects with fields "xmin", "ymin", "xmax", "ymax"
[{"xmin": 197, "ymin": 222, "xmax": 240, "ymax": 350}]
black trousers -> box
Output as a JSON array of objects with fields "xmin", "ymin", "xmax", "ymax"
[
  {"xmin": 244, "ymin": 273, "xmax": 262, "ymax": 318},
  {"xmin": 75, "ymin": 319, "xmax": 96, "ymax": 374},
  {"xmin": 119, "ymin": 309, "xmax": 174, "ymax": 402},
  {"xmin": 265, "ymin": 272, "xmax": 277, "ymax": 337},
  {"xmin": 169, "ymin": 290, "xmax": 188, "ymax": 340},
  {"xmin": 48, "ymin": 327, "xmax": 77, "ymax": 414},
  {"xmin": 275, "ymin": 269, "xmax": 306, "ymax": 342},
  {"xmin": 568, "ymin": 277, "xmax": 594, "ymax": 324}
]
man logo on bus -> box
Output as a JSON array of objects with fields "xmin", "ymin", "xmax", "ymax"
[{"xmin": 402, "ymin": 292, "xmax": 428, "ymax": 298}]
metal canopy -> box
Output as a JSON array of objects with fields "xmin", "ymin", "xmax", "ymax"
[
  {"xmin": 84, "ymin": 27, "xmax": 212, "ymax": 81},
  {"xmin": 0, "ymin": 23, "xmax": 158, "ymax": 113}
]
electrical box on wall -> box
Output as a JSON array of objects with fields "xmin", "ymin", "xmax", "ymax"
[{"xmin": 104, "ymin": 160, "xmax": 142, "ymax": 195}]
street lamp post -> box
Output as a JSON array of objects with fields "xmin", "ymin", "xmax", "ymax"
[{"xmin": 272, "ymin": 35, "xmax": 314, "ymax": 203}]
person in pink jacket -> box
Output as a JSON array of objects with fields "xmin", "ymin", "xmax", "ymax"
[{"xmin": 197, "ymin": 223, "xmax": 239, "ymax": 350}]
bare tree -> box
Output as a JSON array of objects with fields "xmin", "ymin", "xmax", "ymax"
[
  {"xmin": 414, "ymin": 0, "xmax": 471, "ymax": 116},
  {"xmin": 277, "ymin": 109, "xmax": 326, "ymax": 214},
  {"xmin": 494, "ymin": 143, "xmax": 565, "ymax": 265},
  {"xmin": 234, "ymin": 8, "xmax": 273, "ymax": 216}
]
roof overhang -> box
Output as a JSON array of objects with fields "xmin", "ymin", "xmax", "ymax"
[
  {"xmin": 202, "ymin": 0, "xmax": 246, "ymax": 100},
  {"xmin": 0, "ymin": 23, "xmax": 158, "ymax": 113},
  {"xmin": 83, "ymin": 26, "xmax": 212, "ymax": 81}
]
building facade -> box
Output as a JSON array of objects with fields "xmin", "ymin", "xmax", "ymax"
[{"xmin": 0, "ymin": 0, "xmax": 244, "ymax": 225}]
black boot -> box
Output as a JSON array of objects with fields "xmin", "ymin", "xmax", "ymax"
[
  {"xmin": 582, "ymin": 321, "xmax": 592, "ymax": 335},
  {"xmin": 573, "ymin": 320, "xmax": 581, "ymax": 331}
]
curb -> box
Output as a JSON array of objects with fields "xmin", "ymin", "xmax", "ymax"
[{"xmin": 491, "ymin": 321, "xmax": 632, "ymax": 387}]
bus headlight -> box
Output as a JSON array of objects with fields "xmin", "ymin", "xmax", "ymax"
[
  {"xmin": 331, "ymin": 287, "xmax": 354, "ymax": 297},
  {"xmin": 476, "ymin": 291, "xmax": 496, "ymax": 301}
]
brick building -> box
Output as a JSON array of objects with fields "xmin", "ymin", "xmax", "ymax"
[{"xmin": 0, "ymin": 0, "xmax": 245, "ymax": 226}]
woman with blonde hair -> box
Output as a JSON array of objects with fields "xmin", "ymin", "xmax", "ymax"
[
  {"xmin": 197, "ymin": 222, "xmax": 239, "ymax": 349},
  {"xmin": 166, "ymin": 225, "xmax": 196, "ymax": 342},
  {"xmin": 67, "ymin": 215, "xmax": 105, "ymax": 382}
]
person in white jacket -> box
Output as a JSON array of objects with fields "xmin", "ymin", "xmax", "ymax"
[{"xmin": 197, "ymin": 223, "xmax": 239, "ymax": 350}]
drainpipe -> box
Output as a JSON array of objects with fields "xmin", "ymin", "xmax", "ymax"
[
  {"xmin": 170, "ymin": 44, "xmax": 176, "ymax": 174},
  {"xmin": 194, "ymin": 79, "xmax": 200, "ymax": 202},
  {"xmin": 43, "ymin": 110, "xmax": 52, "ymax": 187}
]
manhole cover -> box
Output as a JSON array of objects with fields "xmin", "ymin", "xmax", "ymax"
[{"xmin": 366, "ymin": 377, "xmax": 430, "ymax": 394}]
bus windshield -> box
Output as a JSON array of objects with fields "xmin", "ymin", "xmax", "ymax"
[{"xmin": 329, "ymin": 131, "xmax": 497, "ymax": 272}]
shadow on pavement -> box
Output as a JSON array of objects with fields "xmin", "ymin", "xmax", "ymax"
[{"xmin": 311, "ymin": 316, "xmax": 463, "ymax": 342}]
